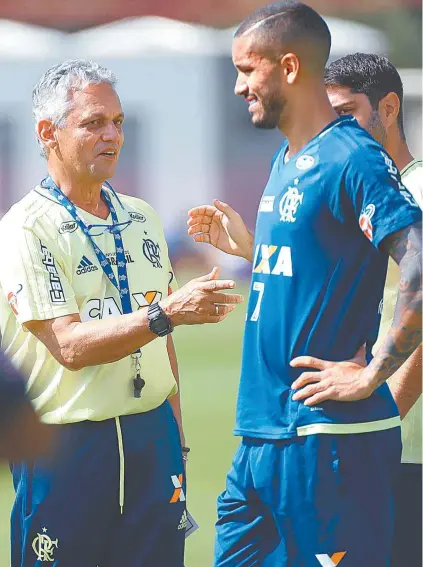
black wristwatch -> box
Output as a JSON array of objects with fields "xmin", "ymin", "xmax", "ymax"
[{"xmin": 147, "ymin": 303, "xmax": 173, "ymax": 337}]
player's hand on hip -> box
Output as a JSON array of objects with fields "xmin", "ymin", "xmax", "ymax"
[
  {"xmin": 290, "ymin": 355, "xmax": 374, "ymax": 405},
  {"xmin": 187, "ymin": 200, "xmax": 254, "ymax": 262},
  {"xmin": 160, "ymin": 267, "xmax": 243, "ymax": 326}
]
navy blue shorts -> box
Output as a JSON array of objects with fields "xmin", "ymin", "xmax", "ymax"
[
  {"xmin": 11, "ymin": 401, "xmax": 186, "ymax": 567},
  {"xmin": 214, "ymin": 428, "xmax": 401, "ymax": 567},
  {"xmin": 391, "ymin": 463, "xmax": 422, "ymax": 567}
]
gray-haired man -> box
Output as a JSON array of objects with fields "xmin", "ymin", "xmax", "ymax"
[{"xmin": 0, "ymin": 60, "xmax": 243, "ymax": 567}]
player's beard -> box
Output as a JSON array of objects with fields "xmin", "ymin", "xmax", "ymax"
[
  {"xmin": 366, "ymin": 110, "xmax": 387, "ymax": 147},
  {"xmin": 252, "ymin": 90, "xmax": 286, "ymax": 130}
]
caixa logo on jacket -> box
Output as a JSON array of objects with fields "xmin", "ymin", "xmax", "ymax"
[{"xmin": 81, "ymin": 291, "xmax": 163, "ymax": 321}]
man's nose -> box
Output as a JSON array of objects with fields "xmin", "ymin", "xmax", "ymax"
[
  {"xmin": 102, "ymin": 121, "xmax": 120, "ymax": 141},
  {"xmin": 234, "ymin": 76, "xmax": 248, "ymax": 97}
]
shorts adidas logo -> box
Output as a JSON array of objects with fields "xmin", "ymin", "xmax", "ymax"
[
  {"xmin": 178, "ymin": 510, "xmax": 187, "ymax": 531},
  {"xmin": 76, "ymin": 256, "xmax": 99, "ymax": 275}
]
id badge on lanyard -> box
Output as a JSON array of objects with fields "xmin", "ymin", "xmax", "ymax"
[{"xmin": 41, "ymin": 176, "xmax": 145, "ymax": 397}]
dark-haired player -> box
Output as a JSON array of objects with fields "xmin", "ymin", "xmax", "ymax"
[
  {"xmin": 188, "ymin": 3, "xmax": 422, "ymax": 566},
  {"xmin": 325, "ymin": 52, "xmax": 422, "ymax": 567}
]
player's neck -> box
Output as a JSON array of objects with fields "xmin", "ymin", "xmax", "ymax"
[
  {"xmin": 384, "ymin": 134, "xmax": 414, "ymax": 173},
  {"xmin": 281, "ymin": 89, "xmax": 338, "ymax": 159},
  {"xmin": 47, "ymin": 166, "xmax": 109, "ymax": 220}
]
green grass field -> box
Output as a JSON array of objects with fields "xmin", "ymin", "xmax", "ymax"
[{"xmin": 0, "ymin": 284, "xmax": 248, "ymax": 567}]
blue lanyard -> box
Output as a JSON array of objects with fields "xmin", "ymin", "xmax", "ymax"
[{"xmin": 41, "ymin": 176, "xmax": 145, "ymax": 397}]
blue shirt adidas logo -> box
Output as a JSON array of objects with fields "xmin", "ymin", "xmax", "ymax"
[{"xmin": 76, "ymin": 255, "xmax": 98, "ymax": 275}]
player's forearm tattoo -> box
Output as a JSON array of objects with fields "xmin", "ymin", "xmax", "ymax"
[{"xmin": 371, "ymin": 221, "xmax": 422, "ymax": 385}]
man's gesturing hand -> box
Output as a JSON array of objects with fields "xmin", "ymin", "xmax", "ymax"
[
  {"xmin": 187, "ymin": 200, "xmax": 254, "ymax": 262},
  {"xmin": 160, "ymin": 267, "xmax": 243, "ymax": 326}
]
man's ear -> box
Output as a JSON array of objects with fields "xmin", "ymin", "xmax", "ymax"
[
  {"xmin": 378, "ymin": 92, "xmax": 400, "ymax": 130},
  {"xmin": 37, "ymin": 120, "xmax": 58, "ymax": 153},
  {"xmin": 280, "ymin": 52, "xmax": 300, "ymax": 85}
]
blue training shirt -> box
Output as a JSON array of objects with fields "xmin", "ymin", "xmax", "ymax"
[{"xmin": 235, "ymin": 116, "xmax": 422, "ymax": 439}]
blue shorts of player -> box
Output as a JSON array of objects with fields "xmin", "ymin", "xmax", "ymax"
[
  {"xmin": 11, "ymin": 401, "xmax": 186, "ymax": 567},
  {"xmin": 214, "ymin": 429, "xmax": 401, "ymax": 567}
]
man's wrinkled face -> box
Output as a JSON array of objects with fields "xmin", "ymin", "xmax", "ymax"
[
  {"xmin": 232, "ymin": 35, "xmax": 286, "ymax": 129},
  {"xmin": 54, "ymin": 82, "xmax": 124, "ymax": 181},
  {"xmin": 327, "ymin": 85, "xmax": 387, "ymax": 146}
]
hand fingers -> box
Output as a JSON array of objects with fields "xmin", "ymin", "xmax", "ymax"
[
  {"xmin": 192, "ymin": 233, "xmax": 211, "ymax": 244},
  {"xmin": 208, "ymin": 304, "xmax": 235, "ymax": 317},
  {"xmin": 292, "ymin": 382, "xmax": 325, "ymax": 402},
  {"xmin": 212, "ymin": 292, "xmax": 244, "ymax": 304},
  {"xmin": 303, "ymin": 388, "xmax": 336, "ymax": 406},
  {"xmin": 290, "ymin": 356, "xmax": 331, "ymax": 371},
  {"xmin": 291, "ymin": 371, "xmax": 325, "ymax": 391},
  {"xmin": 213, "ymin": 199, "xmax": 237, "ymax": 218},
  {"xmin": 201, "ymin": 278, "xmax": 236, "ymax": 291},
  {"xmin": 187, "ymin": 216, "xmax": 213, "ymax": 228},
  {"xmin": 187, "ymin": 223, "xmax": 211, "ymax": 235},
  {"xmin": 188, "ymin": 205, "xmax": 218, "ymax": 218},
  {"xmin": 193, "ymin": 267, "xmax": 219, "ymax": 283},
  {"xmin": 207, "ymin": 304, "xmax": 236, "ymax": 323}
]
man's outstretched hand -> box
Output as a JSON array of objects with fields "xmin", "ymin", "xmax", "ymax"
[{"xmin": 187, "ymin": 200, "xmax": 254, "ymax": 262}]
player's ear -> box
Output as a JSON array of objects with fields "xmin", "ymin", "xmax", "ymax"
[
  {"xmin": 378, "ymin": 92, "xmax": 400, "ymax": 130},
  {"xmin": 280, "ymin": 53, "xmax": 300, "ymax": 85},
  {"xmin": 37, "ymin": 120, "xmax": 58, "ymax": 154}
]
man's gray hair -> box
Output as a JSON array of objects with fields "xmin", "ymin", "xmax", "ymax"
[{"xmin": 32, "ymin": 59, "xmax": 117, "ymax": 158}]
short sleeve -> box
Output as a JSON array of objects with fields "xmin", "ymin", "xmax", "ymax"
[
  {"xmin": 343, "ymin": 148, "xmax": 422, "ymax": 248},
  {"xmin": 0, "ymin": 227, "xmax": 79, "ymax": 324}
]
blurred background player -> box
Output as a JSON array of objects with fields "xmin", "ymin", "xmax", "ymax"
[
  {"xmin": 0, "ymin": 59, "xmax": 243, "ymax": 567},
  {"xmin": 324, "ymin": 52, "xmax": 422, "ymax": 567},
  {"xmin": 188, "ymin": 2, "xmax": 422, "ymax": 566},
  {"xmin": 0, "ymin": 349, "xmax": 53, "ymax": 461}
]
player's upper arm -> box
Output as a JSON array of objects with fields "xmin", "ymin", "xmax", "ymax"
[
  {"xmin": 24, "ymin": 313, "xmax": 83, "ymax": 371},
  {"xmin": 343, "ymin": 148, "xmax": 422, "ymax": 249},
  {"xmin": 380, "ymin": 220, "xmax": 422, "ymax": 268},
  {"xmin": 0, "ymin": 224, "xmax": 79, "ymax": 324}
]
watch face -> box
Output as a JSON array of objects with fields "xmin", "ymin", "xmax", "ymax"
[{"xmin": 151, "ymin": 315, "xmax": 170, "ymax": 334}]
